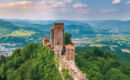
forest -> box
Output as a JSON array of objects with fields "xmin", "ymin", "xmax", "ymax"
[
  {"xmin": 75, "ymin": 47, "xmax": 130, "ymax": 80},
  {"xmin": 0, "ymin": 43, "xmax": 62, "ymax": 80}
]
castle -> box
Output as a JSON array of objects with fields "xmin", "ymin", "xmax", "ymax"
[
  {"xmin": 43, "ymin": 23, "xmax": 75, "ymax": 60},
  {"xmin": 43, "ymin": 23, "xmax": 87, "ymax": 80}
]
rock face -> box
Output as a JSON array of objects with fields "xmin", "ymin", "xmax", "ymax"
[{"xmin": 43, "ymin": 23, "xmax": 87, "ymax": 80}]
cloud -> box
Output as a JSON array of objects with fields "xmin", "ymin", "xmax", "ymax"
[
  {"xmin": 65, "ymin": 0, "xmax": 72, "ymax": 3},
  {"xmin": 101, "ymin": 9, "xmax": 117, "ymax": 13},
  {"xmin": 127, "ymin": 1, "xmax": 130, "ymax": 4},
  {"xmin": 73, "ymin": 3, "xmax": 87, "ymax": 8},
  {"xmin": 0, "ymin": 0, "xmax": 72, "ymax": 20},
  {"xmin": 112, "ymin": 0, "xmax": 120, "ymax": 4},
  {"xmin": 0, "ymin": 0, "xmax": 128, "ymax": 20},
  {"xmin": 60, "ymin": 8, "xmax": 68, "ymax": 13},
  {"xmin": 78, "ymin": 9, "xmax": 91, "ymax": 14},
  {"xmin": 0, "ymin": 1, "xmax": 33, "ymax": 8}
]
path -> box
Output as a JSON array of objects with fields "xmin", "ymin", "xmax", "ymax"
[{"xmin": 59, "ymin": 56, "xmax": 88, "ymax": 80}]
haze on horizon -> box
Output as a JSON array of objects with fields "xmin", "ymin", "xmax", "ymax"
[{"xmin": 0, "ymin": 0, "xmax": 130, "ymax": 20}]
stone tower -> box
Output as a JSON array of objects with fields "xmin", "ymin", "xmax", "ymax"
[
  {"xmin": 44, "ymin": 23, "xmax": 76, "ymax": 59},
  {"xmin": 65, "ymin": 45, "xmax": 75, "ymax": 60},
  {"xmin": 50, "ymin": 27, "xmax": 54, "ymax": 50},
  {"xmin": 53, "ymin": 23, "xmax": 64, "ymax": 56},
  {"xmin": 43, "ymin": 38, "xmax": 49, "ymax": 46}
]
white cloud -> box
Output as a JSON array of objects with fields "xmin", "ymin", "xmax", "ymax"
[
  {"xmin": 0, "ymin": 0, "xmax": 71, "ymax": 20},
  {"xmin": 60, "ymin": 8, "xmax": 68, "ymax": 13},
  {"xmin": 112, "ymin": 0, "xmax": 120, "ymax": 4},
  {"xmin": 0, "ymin": 1, "xmax": 33, "ymax": 8},
  {"xmin": 65, "ymin": 0, "xmax": 72, "ymax": 3},
  {"xmin": 101, "ymin": 9, "xmax": 117, "ymax": 13},
  {"xmin": 73, "ymin": 3, "xmax": 87, "ymax": 8},
  {"xmin": 127, "ymin": 1, "xmax": 130, "ymax": 4},
  {"xmin": 78, "ymin": 9, "xmax": 91, "ymax": 14}
]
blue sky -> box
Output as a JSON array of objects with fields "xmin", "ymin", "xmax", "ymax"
[{"xmin": 0, "ymin": 0, "xmax": 130, "ymax": 20}]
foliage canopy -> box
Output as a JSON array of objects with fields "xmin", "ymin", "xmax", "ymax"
[
  {"xmin": 75, "ymin": 47, "xmax": 130, "ymax": 80},
  {"xmin": 0, "ymin": 43, "xmax": 62, "ymax": 80}
]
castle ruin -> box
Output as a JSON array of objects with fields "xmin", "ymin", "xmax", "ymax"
[
  {"xmin": 43, "ymin": 23, "xmax": 75, "ymax": 60},
  {"xmin": 43, "ymin": 23, "xmax": 87, "ymax": 80}
]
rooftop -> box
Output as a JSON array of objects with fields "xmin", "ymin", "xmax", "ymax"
[
  {"xmin": 54, "ymin": 23, "xmax": 64, "ymax": 25},
  {"xmin": 50, "ymin": 27, "xmax": 54, "ymax": 30},
  {"xmin": 43, "ymin": 37, "xmax": 49, "ymax": 41},
  {"xmin": 66, "ymin": 44, "xmax": 75, "ymax": 49}
]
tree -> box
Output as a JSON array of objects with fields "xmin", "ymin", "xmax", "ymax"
[
  {"xmin": 0, "ymin": 64, "xmax": 6, "ymax": 80},
  {"xmin": 0, "ymin": 43, "xmax": 62, "ymax": 80},
  {"xmin": 93, "ymin": 47, "xmax": 104, "ymax": 57},
  {"xmin": 75, "ymin": 47, "xmax": 130, "ymax": 80},
  {"xmin": 104, "ymin": 52, "xmax": 112, "ymax": 59},
  {"xmin": 64, "ymin": 32, "xmax": 73, "ymax": 45},
  {"xmin": 106, "ymin": 68, "xmax": 130, "ymax": 80},
  {"xmin": 0, "ymin": 55, "xmax": 6, "ymax": 64}
]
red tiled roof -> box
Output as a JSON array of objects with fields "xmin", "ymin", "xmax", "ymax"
[
  {"xmin": 50, "ymin": 27, "xmax": 54, "ymax": 30},
  {"xmin": 43, "ymin": 37, "xmax": 49, "ymax": 40},
  {"xmin": 66, "ymin": 45, "xmax": 75, "ymax": 49}
]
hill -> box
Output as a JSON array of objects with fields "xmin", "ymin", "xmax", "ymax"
[
  {"xmin": 0, "ymin": 19, "xmax": 95, "ymax": 44},
  {"xmin": 86, "ymin": 20, "xmax": 130, "ymax": 34},
  {"xmin": 0, "ymin": 43, "xmax": 62, "ymax": 80},
  {"xmin": 0, "ymin": 20, "xmax": 19, "ymax": 34},
  {"xmin": 0, "ymin": 42, "xmax": 130, "ymax": 80}
]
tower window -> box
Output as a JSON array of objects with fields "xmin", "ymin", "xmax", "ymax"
[{"xmin": 57, "ymin": 42, "xmax": 60, "ymax": 45}]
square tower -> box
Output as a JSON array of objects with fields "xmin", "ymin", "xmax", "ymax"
[
  {"xmin": 65, "ymin": 45, "xmax": 75, "ymax": 60},
  {"xmin": 54, "ymin": 23, "xmax": 64, "ymax": 56}
]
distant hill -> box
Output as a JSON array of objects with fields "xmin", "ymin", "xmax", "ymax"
[
  {"xmin": 0, "ymin": 19, "xmax": 96, "ymax": 39},
  {"xmin": 0, "ymin": 20, "xmax": 19, "ymax": 34},
  {"xmin": 86, "ymin": 20, "xmax": 130, "ymax": 34},
  {"xmin": 64, "ymin": 24, "xmax": 96, "ymax": 38},
  {"xmin": 1, "ymin": 19, "xmax": 130, "ymax": 36}
]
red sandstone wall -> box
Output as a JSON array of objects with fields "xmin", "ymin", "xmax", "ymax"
[
  {"xmin": 65, "ymin": 48, "xmax": 75, "ymax": 60},
  {"xmin": 54, "ymin": 23, "xmax": 64, "ymax": 47}
]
